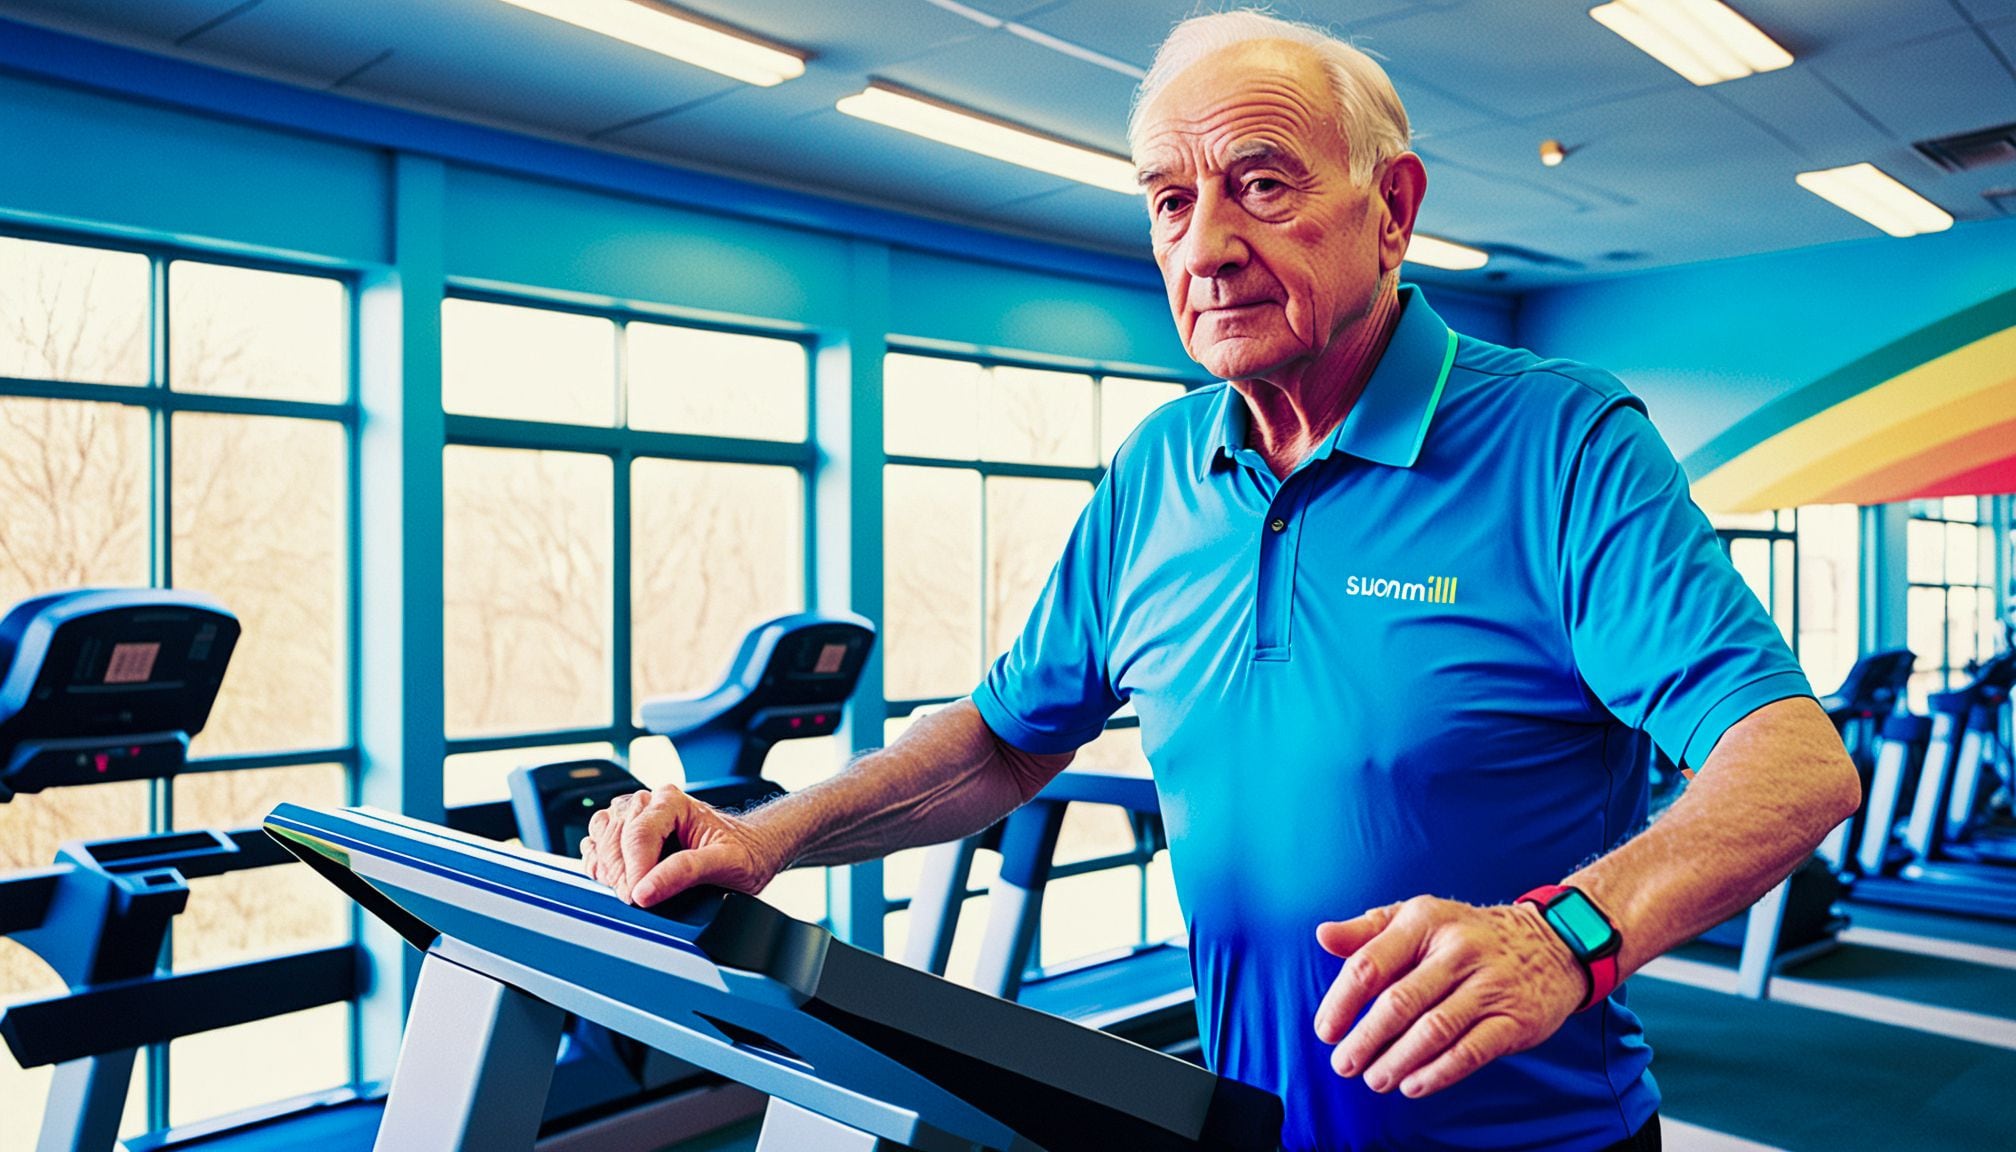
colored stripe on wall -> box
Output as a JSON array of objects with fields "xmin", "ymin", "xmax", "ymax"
[{"xmin": 1685, "ymin": 296, "xmax": 2016, "ymax": 512}]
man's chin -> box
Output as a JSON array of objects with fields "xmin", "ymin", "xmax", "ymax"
[{"xmin": 1192, "ymin": 340, "xmax": 1295, "ymax": 383}]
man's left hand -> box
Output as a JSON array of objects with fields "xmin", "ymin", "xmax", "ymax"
[{"xmin": 1312, "ymin": 896, "xmax": 1588, "ymax": 1099}]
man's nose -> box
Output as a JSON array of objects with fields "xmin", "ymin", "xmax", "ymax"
[{"xmin": 1181, "ymin": 190, "xmax": 1249, "ymax": 281}]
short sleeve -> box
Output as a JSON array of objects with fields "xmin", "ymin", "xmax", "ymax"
[
  {"xmin": 971, "ymin": 477, "xmax": 1123, "ymax": 754},
  {"xmin": 1560, "ymin": 400, "xmax": 1813, "ymax": 770}
]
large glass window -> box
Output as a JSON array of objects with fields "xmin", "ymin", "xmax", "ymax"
[
  {"xmin": 1796, "ymin": 505, "xmax": 1861, "ymax": 694},
  {"xmin": 879, "ymin": 352, "xmax": 1187, "ymax": 980},
  {"xmin": 0, "ymin": 235, "xmax": 355, "ymax": 1142},
  {"xmin": 438, "ymin": 296, "xmax": 820, "ymax": 910},
  {"xmin": 1711, "ymin": 506, "xmax": 1864, "ymax": 695},
  {"xmin": 1904, "ymin": 497, "xmax": 2001, "ymax": 708}
]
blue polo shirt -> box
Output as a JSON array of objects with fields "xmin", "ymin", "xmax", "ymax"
[{"xmin": 971, "ymin": 286, "xmax": 1813, "ymax": 1151}]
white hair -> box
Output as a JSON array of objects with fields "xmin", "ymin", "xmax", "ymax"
[{"xmin": 1128, "ymin": 9, "xmax": 1412, "ymax": 186}]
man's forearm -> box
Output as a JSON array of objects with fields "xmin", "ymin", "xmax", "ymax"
[
  {"xmin": 1566, "ymin": 696, "xmax": 1861, "ymax": 977},
  {"xmin": 745, "ymin": 699, "xmax": 1073, "ymax": 869}
]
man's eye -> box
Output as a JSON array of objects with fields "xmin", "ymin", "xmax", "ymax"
[
  {"xmin": 1155, "ymin": 194, "xmax": 1191, "ymax": 216},
  {"xmin": 1245, "ymin": 177, "xmax": 1285, "ymax": 196}
]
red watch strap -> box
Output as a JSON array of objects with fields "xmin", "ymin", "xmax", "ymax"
[
  {"xmin": 1584, "ymin": 953, "xmax": 1620, "ymax": 1011},
  {"xmin": 1517, "ymin": 885, "xmax": 1619, "ymax": 1013}
]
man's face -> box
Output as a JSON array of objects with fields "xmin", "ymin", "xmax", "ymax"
[{"xmin": 1135, "ymin": 41, "xmax": 1388, "ymax": 383}]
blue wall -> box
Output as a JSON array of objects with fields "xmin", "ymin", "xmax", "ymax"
[{"xmin": 1517, "ymin": 215, "xmax": 2016, "ymax": 462}]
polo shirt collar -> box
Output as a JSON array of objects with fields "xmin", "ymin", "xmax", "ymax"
[{"xmin": 1198, "ymin": 284, "xmax": 1458, "ymax": 480}]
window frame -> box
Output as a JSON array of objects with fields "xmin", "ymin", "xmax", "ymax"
[
  {"xmin": 877, "ymin": 346, "xmax": 1200, "ymax": 968},
  {"xmin": 0, "ymin": 224, "xmax": 363, "ymax": 1130},
  {"xmin": 436, "ymin": 287, "xmax": 819, "ymax": 823},
  {"xmin": 1904, "ymin": 497, "xmax": 2001, "ymax": 699}
]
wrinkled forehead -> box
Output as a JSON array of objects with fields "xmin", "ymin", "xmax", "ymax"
[{"xmin": 1132, "ymin": 40, "xmax": 1344, "ymax": 177}]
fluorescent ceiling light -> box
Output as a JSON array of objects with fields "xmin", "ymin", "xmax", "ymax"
[
  {"xmin": 1796, "ymin": 163, "xmax": 1954, "ymax": 238},
  {"xmin": 495, "ymin": 0, "xmax": 805, "ymax": 87},
  {"xmin": 835, "ymin": 83, "xmax": 1138, "ymax": 195},
  {"xmin": 1404, "ymin": 234, "xmax": 1490, "ymax": 270},
  {"xmin": 1589, "ymin": 0, "xmax": 1792, "ymax": 86}
]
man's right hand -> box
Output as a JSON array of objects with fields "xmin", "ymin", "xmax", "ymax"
[{"xmin": 581, "ymin": 786, "xmax": 791, "ymax": 907}]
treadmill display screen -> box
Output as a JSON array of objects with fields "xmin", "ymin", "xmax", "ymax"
[
  {"xmin": 104, "ymin": 642, "xmax": 162, "ymax": 684},
  {"xmin": 812, "ymin": 642, "xmax": 848, "ymax": 676}
]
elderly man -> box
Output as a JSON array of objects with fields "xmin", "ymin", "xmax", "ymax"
[{"xmin": 585, "ymin": 10, "xmax": 1859, "ymax": 1151}]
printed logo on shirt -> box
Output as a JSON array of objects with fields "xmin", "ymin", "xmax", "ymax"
[{"xmin": 1344, "ymin": 574, "xmax": 1459, "ymax": 604}]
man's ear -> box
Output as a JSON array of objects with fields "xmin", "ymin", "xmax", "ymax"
[{"xmin": 1377, "ymin": 153, "xmax": 1429, "ymax": 274}]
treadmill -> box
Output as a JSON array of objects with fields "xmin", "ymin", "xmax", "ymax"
[
  {"xmin": 904, "ymin": 763, "xmax": 1199, "ymax": 1058},
  {"xmin": 0, "ymin": 603, "xmax": 875, "ymax": 1152},
  {"xmin": 1850, "ymin": 646, "xmax": 2016, "ymax": 921},
  {"xmin": 264, "ymin": 802, "xmax": 1283, "ymax": 1152}
]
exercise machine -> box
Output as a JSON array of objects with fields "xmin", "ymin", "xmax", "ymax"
[
  {"xmin": 904, "ymin": 754, "xmax": 1199, "ymax": 1057},
  {"xmin": 511, "ymin": 611, "xmax": 873, "ymax": 853},
  {"xmin": 0, "ymin": 595, "xmax": 876, "ymax": 1152},
  {"xmin": 1851, "ymin": 646, "xmax": 2016, "ymax": 921},
  {"xmin": 265, "ymin": 801, "xmax": 1283, "ymax": 1151},
  {"xmin": 1813, "ymin": 648, "xmax": 1915, "ymax": 872}
]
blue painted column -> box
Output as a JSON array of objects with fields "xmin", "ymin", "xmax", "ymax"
[
  {"xmin": 1863, "ymin": 504, "xmax": 1909, "ymax": 654},
  {"xmin": 813, "ymin": 238, "xmax": 891, "ymax": 952},
  {"xmin": 354, "ymin": 152, "xmax": 449, "ymax": 1079}
]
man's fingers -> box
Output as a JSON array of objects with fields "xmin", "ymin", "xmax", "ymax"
[
  {"xmin": 1330, "ymin": 958, "xmax": 1466, "ymax": 1079},
  {"xmin": 1357, "ymin": 983, "xmax": 1484, "ymax": 1091},
  {"xmin": 1313, "ymin": 905, "xmax": 1426, "ymax": 1044},
  {"xmin": 1316, "ymin": 904, "xmax": 1397, "ymax": 959},
  {"xmin": 1395, "ymin": 1015, "xmax": 1525, "ymax": 1098},
  {"xmin": 632, "ymin": 844, "xmax": 736, "ymax": 907},
  {"xmin": 618, "ymin": 794, "xmax": 686, "ymax": 903}
]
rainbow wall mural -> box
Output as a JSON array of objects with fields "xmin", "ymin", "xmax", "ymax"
[{"xmin": 1683, "ymin": 287, "xmax": 2016, "ymax": 513}]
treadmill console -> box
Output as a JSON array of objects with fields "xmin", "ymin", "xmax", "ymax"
[
  {"xmin": 0, "ymin": 589, "xmax": 239, "ymax": 801},
  {"xmin": 509, "ymin": 759, "xmax": 646, "ymax": 856}
]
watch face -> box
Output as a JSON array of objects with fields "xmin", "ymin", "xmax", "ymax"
[{"xmin": 1546, "ymin": 892, "xmax": 1617, "ymax": 957}]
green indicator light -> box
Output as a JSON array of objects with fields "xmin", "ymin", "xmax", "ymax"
[{"xmin": 581, "ymin": 798, "xmax": 596, "ymax": 808}]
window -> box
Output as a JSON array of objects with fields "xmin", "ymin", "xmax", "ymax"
[
  {"xmin": 438, "ymin": 297, "xmax": 822, "ymax": 910},
  {"xmin": 0, "ymin": 235, "xmax": 355, "ymax": 1138},
  {"xmin": 1710, "ymin": 506, "xmax": 1866, "ymax": 696},
  {"xmin": 1711, "ymin": 509, "xmax": 1798, "ymax": 650},
  {"xmin": 879, "ymin": 352, "xmax": 1188, "ymax": 977},
  {"xmin": 1905, "ymin": 497, "xmax": 2000, "ymax": 708},
  {"xmin": 1796, "ymin": 506, "xmax": 1861, "ymax": 694}
]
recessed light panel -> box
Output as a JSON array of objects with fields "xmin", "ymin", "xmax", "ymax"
[
  {"xmin": 1590, "ymin": 0, "xmax": 1792, "ymax": 86},
  {"xmin": 496, "ymin": 0, "xmax": 805, "ymax": 87}
]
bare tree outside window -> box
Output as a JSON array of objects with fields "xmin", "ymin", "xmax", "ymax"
[{"xmin": 443, "ymin": 446, "xmax": 615, "ymax": 736}]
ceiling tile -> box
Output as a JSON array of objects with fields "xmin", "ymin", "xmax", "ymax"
[
  {"xmin": 1984, "ymin": 17, "xmax": 2016, "ymax": 72},
  {"xmin": 876, "ymin": 26, "xmax": 1139, "ymax": 154},
  {"xmin": 1729, "ymin": 0, "xmax": 1970, "ymax": 57},
  {"xmin": 1955, "ymin": 0, "xmax": 2016, "ymax": 20},
  {"xmin": 1344, "ymin": 3, "xmax": 1687, "ymax": 122},
  {"xmin": 0, "ymin": 0, "xmax": 242, "ymax": 42},
  {"xmin": 972, "ymin": 182, "xmax": 1153, "ymax": 256},
  {"xmin": 611, "ymin": 102, "xmax": 1077, "ymax": 221},
  {"xmin": 327, "ymin": 0, "xmax": 736, "ymax": 138},
  {"xmin": 672, "ymin": 0, "xmax": 986, "ymax": 72},
  {"xmin": 1708, "ymin": 65, "xmax": 1895, "ymax": 166},
  {"xmin": 1013, "ymin": 0, "xmax": 1420, "ymax": 75},
  {"xmin": 1813, "ymin": 25, "xmax": 2016, "ymax": 142}
]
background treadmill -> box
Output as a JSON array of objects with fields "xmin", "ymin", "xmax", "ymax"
[
  {"xmin": 1850, "ymin": 646, "xmax": 2016, "ymax": 922},
  {"xmin": 904, "ymin": 760, "xmax": 1198, "ymax": 1059}
]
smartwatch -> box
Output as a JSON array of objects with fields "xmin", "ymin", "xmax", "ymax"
[{"xmin": 1517, "ymin": 884, "xmax": 1621, "ymax": 1012}]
